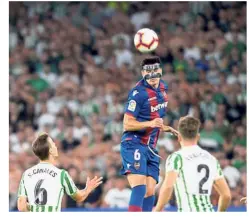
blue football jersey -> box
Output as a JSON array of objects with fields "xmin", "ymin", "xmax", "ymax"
[{"xmin": 121, "ymin": 79, "xmax": 168, "ymax": 148}]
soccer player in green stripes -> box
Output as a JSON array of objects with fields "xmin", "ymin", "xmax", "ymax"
[
  {"xmin": 154, "ymin": 116, "xmax": 231, "ymax": 212},
  {"xmin": 17, "ymin": 133, "xmax": 103, "ymax": 212}
]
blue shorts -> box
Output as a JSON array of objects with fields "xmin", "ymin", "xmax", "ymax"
[{"xmin": 120, "ymin": 140, "xmax": 160, "ymax": 183}]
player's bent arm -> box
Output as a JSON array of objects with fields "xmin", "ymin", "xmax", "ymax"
[
  {"xmin": 17, "ymin": 196, "xmax": 29, "ymax": 212},
  {"xmin": 123, "ymin": 114, "xmax": 163, "ymax": 131},
  {"xmin": 71, "ymin": 189, "xmax": 91, "ymax": 203},
  {"xmin": 70, "ymin": 176, "xmax": 103, "ymax": 203},
  {"xmin": 154, "ymin": 171, "xmax": 178, "ymax": 211},
  {"xmin": 123, "ymin": 114, "xmax": 151, "ymax": 131},
  {"xmin": 214, "ymin": 177, "xmax": 231, "ymax": 212}
]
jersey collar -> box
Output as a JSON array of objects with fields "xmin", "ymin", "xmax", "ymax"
[
  {"xmin": 39, "ymin": 161, "xmax": 52, "ymax": 164},
  {"xmin": 181, "ymin": 144, "xmax": 199, "ymax": 149}
]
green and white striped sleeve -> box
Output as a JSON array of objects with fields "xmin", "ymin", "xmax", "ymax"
[
  {"xmin": 61, "ymin": 170, "xmax": 78, "ymax": 197},
  {"xmin": 165, "ymin": 153, "xmax": 183, "ymax": 173},
  {"xmin": 214, "ymin": 160, "xmax": 224, "ymax": 180},
  {"xmin": 18, "ymin": 173, "xmax": 27, "ymax": 197}
]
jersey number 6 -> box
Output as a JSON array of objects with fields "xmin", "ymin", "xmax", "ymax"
[
  {"xmin": 197, "ymin": 164, "xmax": 210, "ymax": 194},
  {"xmin": 134, "ymin": 149, "xmax": 141, "ymax": 160},
  {"xmin": 34, "ymin": 179, "xmax": 48, "ymax": 205}
]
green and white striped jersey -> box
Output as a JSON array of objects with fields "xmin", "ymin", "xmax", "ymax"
[
  {"xmin": 18, "ymin": 162, "xmax": 78, "ymax": 212},
  {"xmin": 166, "ymin": 145, "xmax": 223, "ymax": 212}
]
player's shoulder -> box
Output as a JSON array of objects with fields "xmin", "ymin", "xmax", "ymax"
[
  {"xmin": 23, "ymin": 163, "xmax": 63, "ymax": 177},
  {"xmin": 159, "ymin": 80, "xmax": 169, "ymax": 91},
  {"xmin": 50, "ymin": 165, "xmax": 65, "ymax": 175},
  {"xmin": 128, "ymin": 80, "xmax": 148, "ymax": 98},
  {"xmin": 206, "ymin": 151, "xmax": 218, "ymax": 162},
  {"xmin": 198, "ymin": 146, "xmax": 214, "ymax": 156},
  {"xmin": 167, "ymin": 151, "xmax": 183, "ymax": 161},
  {"xmin": 133, "ymin": 79, "xmax": 147, "ymax": 92},
  {"xmin": 21, "ymin": 164, "xmax": 34, "ymax": 180},
  {"xmin": 23, "ymin": 163, "xmax": 38, "ymax": 175},
  {"xmin": 198, "ymin": 146, "xmax": 218, "ymax": 162},
  {"xmin": 165, "ymin": 151, "xmax": 183, "ymax": 169},
  {"xmin": 172, "ymin": 149, "xmax": 183, "ymax": 156}
]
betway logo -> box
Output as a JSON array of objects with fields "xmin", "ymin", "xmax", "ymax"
[{"xmin": 151, "ymin": 102, "xmax": 168, "ymax": 112}]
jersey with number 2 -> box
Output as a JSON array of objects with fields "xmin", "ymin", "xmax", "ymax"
[
  {"xmin": 18, "ymin": 162, "xmax": 78, "ymax": 212},
  {"xmin": 166, "ymin": 145, "xmax": 223, "ymax": 212}
]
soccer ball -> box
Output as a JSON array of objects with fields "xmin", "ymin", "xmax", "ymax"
[{"xmin": 134, "ymin": 28, "xmax": 159, "ymax": 53}]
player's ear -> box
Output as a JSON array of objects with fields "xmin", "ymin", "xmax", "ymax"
[
  {"xmin": 178, "ymin": 133, "xmax": 182, "ymax": 143},
  {"xmin": 49, "ymin": 147, "xmax": 54, "ymax": 156},
  {"xmin": 48, "ymin": 142, "xmax": 55, "ymax": 156},
  {"xmin": 196, "ymin": 133, "xmax": 200, "ymax": 141},
  {"xmin": 49, "ymin": 146, "xmax": 58, "ymax": 157}
]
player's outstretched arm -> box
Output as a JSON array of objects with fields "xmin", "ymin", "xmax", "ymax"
[
  {"xmin": 154, "ymin": 153, "xmax": 181, "ymax": 212},
  {"xmin": 154, "ymin": 171, "xmax": 178, "ymax": 211},
  {"xmin": 214, "ymin": 177, "xmax": 231, "ymax": 212},
  {"xmin": 72, "ymin": 176, "xmax": 103, "ymax": 203},
  {"xmin": 123, "ymin": 114, "xmax": 163, "ymax": 131}
]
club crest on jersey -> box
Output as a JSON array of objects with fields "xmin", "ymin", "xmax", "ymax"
[
  {"xmin": 128, "ymin": 100, "xmax": 136, "ymax": 112},
  {"xmin": 151, "ymin": 102, "xmax": 168, "ymax": 112},
  {"xmin": 134, "ymin": 162, "xmax": 140, "ymax": 170}
]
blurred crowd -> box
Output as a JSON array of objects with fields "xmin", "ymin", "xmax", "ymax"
[{"xmin": 9, "ymin": 2, "xmax": 246, "ymax": 210}]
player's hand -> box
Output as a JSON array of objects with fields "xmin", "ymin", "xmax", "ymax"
[
  {"xmin": 85, "ymin": 176, "xmax": 103, "ymax": 194},
  {"xmin": 150, "ymin": 118, "xmax": 164, "ymax": 128},
  {"xmin": 240, "ymin": 197, "xmax": 247, "ymax": 204},
  {"xmin": 162, "ymin": 125, "xmax": 179, "ymax": 137}
]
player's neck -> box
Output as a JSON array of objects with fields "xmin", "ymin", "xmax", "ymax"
[
  {"xmin": 40, "ymin": 156, "xmax": 55, "ymax": 165},
  {"xmin": 180, "ymin": 140, "xmax": 198, "ymax": 148}
]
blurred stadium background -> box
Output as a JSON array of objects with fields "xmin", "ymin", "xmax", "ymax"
[{"xmin": 9, "ymin": 1, "xmax": 246, "ymax": 212}]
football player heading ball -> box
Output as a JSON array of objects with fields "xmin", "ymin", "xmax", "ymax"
[{"xmin": 120, "ymin": 56, "xmax": 177, "ymax": 212}]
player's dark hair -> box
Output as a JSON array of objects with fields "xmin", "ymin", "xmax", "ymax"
[
  {"xmin": 178, "ymin": 116, "xmax": 200, "ymax": 140},
  {"xmin": 32, "ymin": 133, "xmax": 50, "ymax": 160},
  {"xmin": 141, "ymin": 56, "xmax": 161, "ymax": 67}
]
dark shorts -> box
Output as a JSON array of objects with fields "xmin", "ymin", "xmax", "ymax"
[{"xmin": 120, "ymin": 140, "xmax": 160, "ymax": 183}]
